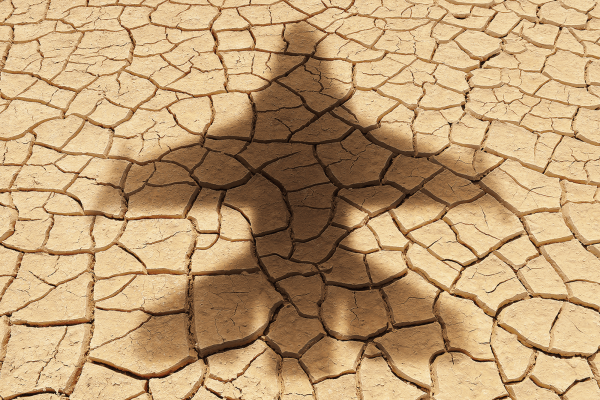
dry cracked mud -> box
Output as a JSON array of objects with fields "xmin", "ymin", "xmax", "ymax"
[{"xmin": 1, "ymin": 0, "xmax": 600, "ymax": 399}]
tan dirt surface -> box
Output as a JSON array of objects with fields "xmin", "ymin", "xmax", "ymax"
[{"xmin": 1, "ymin": 0, "xmax": 600, "ymax": 398}]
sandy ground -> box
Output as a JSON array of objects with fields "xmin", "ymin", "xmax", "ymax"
[{"xmin": 0, "ymin": 0, "xmax": 600, "ymax": 399}]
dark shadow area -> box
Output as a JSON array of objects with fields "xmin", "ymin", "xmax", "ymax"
[{"xmin": 0, "ymin": 14, "xmax": 532, "ymax": 400}]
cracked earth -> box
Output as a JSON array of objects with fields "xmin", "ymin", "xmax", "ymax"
[{"xmin": 2, "ymin": 0, "xmax": 600, "ymax": 399}]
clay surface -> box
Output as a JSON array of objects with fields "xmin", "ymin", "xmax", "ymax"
[{"xmin": 1, "ymin": 0, "xmax": 600, "ymax": 397}]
